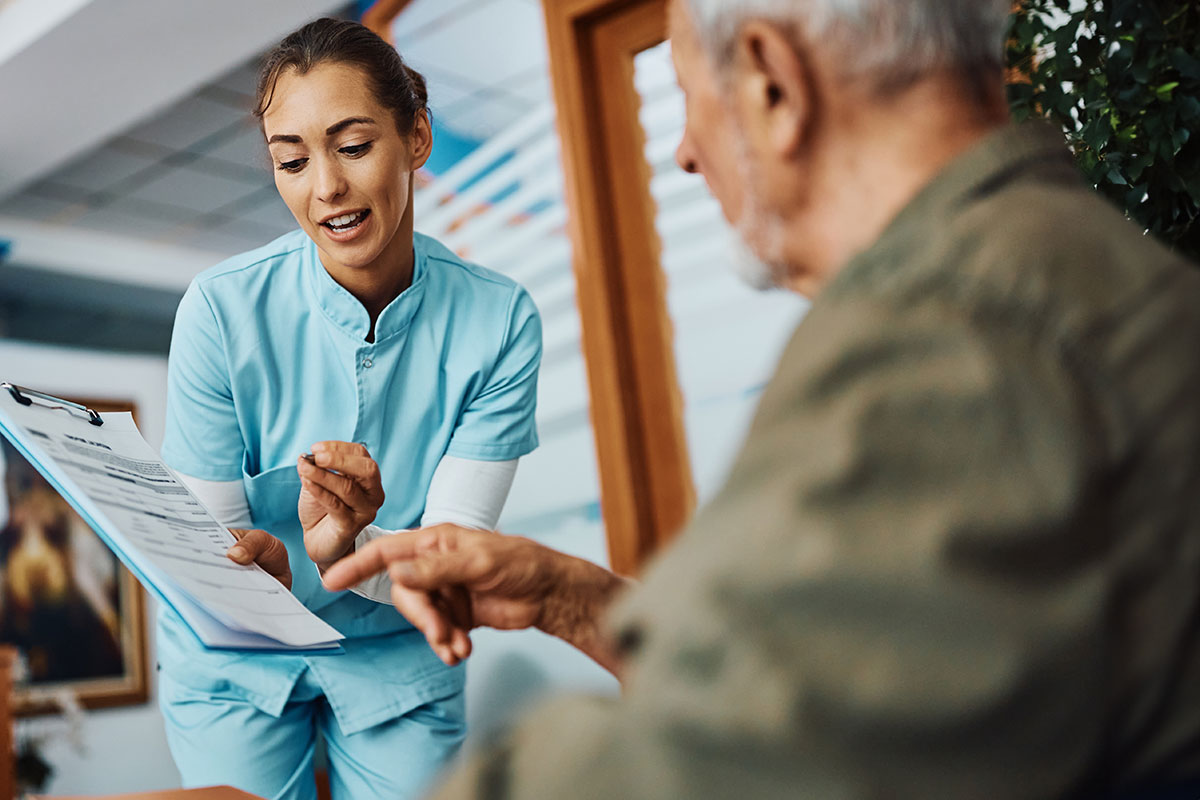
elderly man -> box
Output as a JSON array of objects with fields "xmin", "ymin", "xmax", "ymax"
[{"xmin": 241, "ymin": 0, "xmax": 1200, "ymax": 796}]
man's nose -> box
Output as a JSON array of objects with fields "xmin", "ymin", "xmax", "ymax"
[{"xmin": 675, "ymin": 134, "xmax": 699, "ymax": 174}]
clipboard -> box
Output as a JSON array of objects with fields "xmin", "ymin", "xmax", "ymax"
[{"xmin": 0, "ymin": 382, "xmax": 344, "ymax": 654}]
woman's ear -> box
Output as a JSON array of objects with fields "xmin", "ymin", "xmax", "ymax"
[
  {"xmin": 736, "ymin": 20, "xmax": 813, "ymax": 160},
  {"xmin": 410, "ymin": 108, "xmax": 433, "ymax": 171}
]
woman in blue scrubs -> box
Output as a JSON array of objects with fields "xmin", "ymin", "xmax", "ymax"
[{"xmin": 158, "ymin": 18, "xmax": 541, "ymax": 800}]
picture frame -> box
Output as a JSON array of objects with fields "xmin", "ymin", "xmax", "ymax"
[{"xmin": 0, "ymin": 398, "xmax": 149, "ymax": 716}]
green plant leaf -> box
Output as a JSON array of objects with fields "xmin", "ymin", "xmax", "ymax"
[
  {"xmin": 1007, "ymin": 0, "xmax": 1199, "ymax": 262},
  {"xmin": 1155, "ymin": 81, "xmax": 1180, "ymax": 101},
  {"xmin": 1174, "ymin": 126, "xmax": 1192, "ymax": 154},
  {"xmin": 1170, "ymin": 48, "xmax": 1200, "ymax": 80}
]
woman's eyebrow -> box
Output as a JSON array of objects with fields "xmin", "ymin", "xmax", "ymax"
[
  {"xmin": 265, "ymin": 117, "xmax": 377, "ymax": 145},
  {"xmin": 325, "ymin": 116, "xmax": 376, "ymax": 136}
]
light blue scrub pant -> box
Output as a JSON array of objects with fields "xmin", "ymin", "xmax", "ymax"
[{"xmin": 159, "ymin": 666, "xmax": 466, "ymax": 800}]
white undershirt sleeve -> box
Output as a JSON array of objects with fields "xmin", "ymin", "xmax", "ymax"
[
  {"xmin": 349, "ymin": 455, "xmax": 518, "ymax": 604},
  {"xmin": 176, "ymin": 460, "xmax": 519, "ymax": 607},
  {"xmin": 176, "ymin": 473, "xmax": 252, "ymax": 529},
  {"xmin": 418, "ymin": 455, "xmax": 518, "ymax": 530}
]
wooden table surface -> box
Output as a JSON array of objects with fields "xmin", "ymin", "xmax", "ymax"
[{"xmin": 32, "ymin": 787, "xmax": 263, "ymax": 799}]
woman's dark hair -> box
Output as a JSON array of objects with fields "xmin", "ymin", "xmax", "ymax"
[{"xmin": 254, "ymin": 18, "xmax": 429, "ymax": 134}]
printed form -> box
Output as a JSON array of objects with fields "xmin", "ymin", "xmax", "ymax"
[{"xmin": 0, "ymin": 392, "xmax": 343, "ymax": 652}]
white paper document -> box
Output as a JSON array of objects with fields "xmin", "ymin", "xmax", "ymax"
[{"xmin": 0, "ymin": 383, "xmax": 344, "ymax": 653}]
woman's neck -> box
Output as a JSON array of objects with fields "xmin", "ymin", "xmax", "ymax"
[{"xmin": 319, "ymin": 191, "xmax": 416, "ymax": 341}]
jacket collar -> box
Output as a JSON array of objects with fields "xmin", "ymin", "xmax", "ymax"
[{"xmin": 826, "ymin": 122, "xmax": 1077, "ymax": 299}]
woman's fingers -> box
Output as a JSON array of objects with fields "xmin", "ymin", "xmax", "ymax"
[
  {"xmin": 300, "ymin": 475, "xmax": 355, "ymax": 517},
  {"xmin": 309, "ymin": 442, "xmax": 385, "ymax": 502},
  {"xmin": 310, "ymin": 440, "xmax": 370, "ymax": 459},
  {"xmin": 227, "ymin": 528, "xmax": 293, "ymax": 590},
  {"xmin": 298, "ymin": 459, "xmax": 370, "ymax": 512}
]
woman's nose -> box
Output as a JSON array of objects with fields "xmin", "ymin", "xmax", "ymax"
[{"xmin": 314, "ymin": 158, "xmax": 349, "ymax": 203}]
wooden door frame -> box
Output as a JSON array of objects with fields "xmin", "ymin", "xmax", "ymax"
[{"xmin": 542, "ymin": 0, "xmax": 694, "ymax": 575}]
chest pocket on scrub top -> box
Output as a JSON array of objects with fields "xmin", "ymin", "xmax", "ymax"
[{"xmin": 240, "ymin": 461, "xmax": 326, "ymax": 606}]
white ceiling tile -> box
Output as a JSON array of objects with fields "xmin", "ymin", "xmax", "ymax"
[
  {"xmin": 230, "ymin": 194, "xmax": 298, "ymax": 232},
  {"xmin": 423, "ymin": 73, "xmax": 475, "ymax": 117},
  {"xmin": 0, "ymin": 193, "xmax": 85, "ymax": 223},
  {"xmin": 440, "ymin": 94, "xmax": 528, "ymax": 141},
  {"xmin": 18, "ymin": 179, "xmax": 89, "ymax": 203},
  {"xmin": 403, "ymin": 56, "xmax": 488, "ymax": 94},
  {"xmin": 213, "ymin": 58, "xmax": 261, "ymax": 98},
  {"xmin": 397, "ymin": 0, "xmax": 548, "ymax": 87},
  {"xmin": 127, "ymin": 94, "xmax": 246, "ymax": 151},
  {"xmin": 127, "ymin": 166, "xmax": 261, "ymax": 215},
  {"xmin": 208, "ymin": 216, "xmax": 286, "ymax": 250},
  {"xmin": 40, "ymin": 145, "xmax": 162, "ymax": 194},
  {"xmin": 101, "ymin": 195, "xmax": 197, "ymax": 222},
  {"xmin": 172, "ymin": 226, "xmax": 267, "ymax": 258},
  {"xmin": 200, "ymin": 121, "xmax": 272, "ymax": 173},
  {"xmin": 508, "ymin": 71, "xmax": 551, "ymax": 106},
  {"xmin": 69, "ymin": 205, "xmax": 192, "ymax": 239},
  {"xmin": 393, "ymin": 0, "xmax": 485, "ymax": 42},
  {"xmin": 199, "ymin": 84, "xmax": 255, "ymax": 115}
]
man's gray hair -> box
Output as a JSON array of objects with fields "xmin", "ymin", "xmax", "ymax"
[{"xmin": 683, "ymin": 0, "xmax": 1013, "ymax": 90}]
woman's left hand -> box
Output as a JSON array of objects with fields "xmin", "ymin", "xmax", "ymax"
[{"xmin": 297, "ymin": 441, "xmax": 386, "ymax": 570}]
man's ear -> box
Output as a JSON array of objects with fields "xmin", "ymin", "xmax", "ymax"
[{"xmin": 735, "ymin": 21, "xmax": 812, "ymax": 159}]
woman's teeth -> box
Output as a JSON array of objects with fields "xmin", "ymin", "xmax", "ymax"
[{"xmin": 325, "ymin": 211, "xmax": 368, "ymax": 231}]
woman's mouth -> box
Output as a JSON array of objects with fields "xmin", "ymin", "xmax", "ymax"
[
  {"xmin": 320, "ymin": 209, "xmax": 372, "ymax": 242},
  {"xmin": 323, "ymin": 210, "xmax": 370, "ymax": 232}
]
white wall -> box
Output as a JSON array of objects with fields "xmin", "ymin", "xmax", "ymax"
[{"xmin": 0, "ymin": 339, "xmax": 181, "ymax": 794}]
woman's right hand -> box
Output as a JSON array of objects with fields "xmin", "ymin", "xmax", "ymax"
[
  {"xmin": 227, "ymin": 528, "xmax": 292, "ymax": 590},
  {"xmin": 297, "ymin": 441, "xmax": 385, "ymax": 570}
]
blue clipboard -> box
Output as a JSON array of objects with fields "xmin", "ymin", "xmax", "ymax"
[{"xmin": 0, "ymin": 382, "xmax": 344, "ymax": 656}]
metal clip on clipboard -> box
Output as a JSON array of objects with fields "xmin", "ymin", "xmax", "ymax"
[{"xmin": 1, "ymin": 382, "xmax": 104, "ymax": 427}]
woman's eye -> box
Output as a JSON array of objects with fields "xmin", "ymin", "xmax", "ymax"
[
  {"xmin": 277, "ymin": 158, "xmax": 307, "ymax": 173},
  {"xmin": 339, "ymin": 142, "xmax": 372, "ymax": 157}
]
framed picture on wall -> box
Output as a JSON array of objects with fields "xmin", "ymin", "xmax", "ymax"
[{"xmin": 0, "ymin": 398, "xmax": 149, "ymax": 715}]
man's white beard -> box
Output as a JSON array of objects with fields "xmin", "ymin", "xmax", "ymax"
[
  {"xmin": 728, "ymin": 231, "xmax": 779, "ymax": 291},
  {"xmin": 730, "ymin": 127, "xmax": 790, "ymax": 292}
]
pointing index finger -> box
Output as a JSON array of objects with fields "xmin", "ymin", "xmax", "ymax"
[{"xmin": 322, "ymin": 533, "xmax": 422, "ymax": 591}]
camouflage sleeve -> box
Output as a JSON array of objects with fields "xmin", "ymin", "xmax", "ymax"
[{"xmin": 431, "ymin": 295, "xmax": 1112, "ymax": 799}]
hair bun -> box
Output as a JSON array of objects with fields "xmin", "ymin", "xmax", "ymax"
[{"xmin": 403, "ymin": 63, "xmax": 428, "ymax": 110}]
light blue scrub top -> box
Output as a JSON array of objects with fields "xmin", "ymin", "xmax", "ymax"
[{"xmin": 159, "ymin": 229, "xmax": 541, "ymax": 734}]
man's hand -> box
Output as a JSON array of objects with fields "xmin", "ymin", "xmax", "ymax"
[
  {"xmin": 226, "ymin": 528, "xmax": 292, "ymax": 590},
  {"xmin": 297, "ymin": 441, "xmax": 385, "ymax": 570},
  {"xmin": 321, "ymin": 524, "xmax": 630, "ymax": 674}
]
